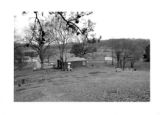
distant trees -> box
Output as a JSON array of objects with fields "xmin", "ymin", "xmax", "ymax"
[
  {"xmin": 107, "ymin": 39, "xmax": 150, "ymax": 70},
  {"xmin": 87, "ymin": 34, "xmax": 102, "ymax": 44},
  {"xmin": 126, "ymin": 40, "xmax": 143, "ymax": 69},
  {"xmin": 43, "ymin": 48, "xmax": 56, "ymax": 63},
  {"xmin": 143, "ymin": 44, "xmax": 150, "ymax": 62},
  {"xmin": 70, "ymin": 19, "xmax": 101, "ymax": 58},
  {"xmin": 70, "ymin": 43, "xmax": 97, "ymax": 57},
  {"xmin": 70, "ymin": 43, "xmax": 86, "ymax": 57},
  {"xmin": 70, "ymin": 19, "xmax": 96, "ymax": 57},
  {"xmin": 14, "ymin": 43, "xmax": 26, "ymax": 70}
]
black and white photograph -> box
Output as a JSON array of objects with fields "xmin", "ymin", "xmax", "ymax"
[
  {"xmin": 1, "ymin": 0, "xmax": 160, "ymax": 115},
  {"xmin": 14, "ymin": 11, "xmax": 150, "ymax": 102}
]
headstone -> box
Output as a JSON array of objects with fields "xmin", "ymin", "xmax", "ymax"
[{"xmin": 67, "ymin": 62, "xmax": 72, "ymax": 71}]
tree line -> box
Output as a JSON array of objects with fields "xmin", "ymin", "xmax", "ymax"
[
  {"xmin": 106, "ymin": 39, "xmax": 150, "ymax": 70},
  {"xmin": 14, "ymin": 11, "xmax": 150, "ymax": 71}
]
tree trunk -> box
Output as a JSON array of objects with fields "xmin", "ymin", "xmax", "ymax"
[
  {"xmin": 116, "ymin": 52, "xmax": 121, "ymax": 68},
  {"xmin": 122, "ymin": 61, "xmax": 126, "ymax": 70},
  {"xmin": 39, "ymin": 50, "xmax": 44, "ymax": 69},
  {"xmin": 122, "ymin": 57, "xmax": 126, "ymax": 70},
  {"xmin": 119, "ymin": 59, "xmax": 122, "ymax": 68},
  {"xmin": 130, "ymin": 61, "xmax": 135, "ymax": 69},
  {"xmin": 111, "ymin": 48, "xmax": 114, "ymax": 65},
  {"xmin": 116, "ymin": 56, "xmax": 119, "ymax": 68},
  {"xmin": 60, "ymin": 56, "xmax": 65, "ymax": 71},
  {"xmin": 41, "ymin": 61, "xmax": 44, "ymax": 69}
]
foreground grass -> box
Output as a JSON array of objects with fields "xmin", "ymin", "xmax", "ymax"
[{"xmin": 14, "ymin": 66, "xmax": 150, "ymax": 102}]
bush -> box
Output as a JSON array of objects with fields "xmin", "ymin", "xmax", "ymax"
[{"xmin": 70, "ymin": 43, "xmax": 97, "ymax": 57}]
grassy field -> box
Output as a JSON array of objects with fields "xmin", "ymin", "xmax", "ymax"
[{"xmin": 14, "ymin": 62, "xmax": 150, "ymax": 102}]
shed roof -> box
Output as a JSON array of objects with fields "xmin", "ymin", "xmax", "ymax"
[{"xmin": 67, "ymin": 57, "xmax": 87, "ymax": 62}]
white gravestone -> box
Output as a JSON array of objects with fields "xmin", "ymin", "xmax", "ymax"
[{"xmin": 67, "ymin": 62, "xmax": 72, "ymax": 71}]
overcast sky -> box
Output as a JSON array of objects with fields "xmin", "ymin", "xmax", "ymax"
[{"xmin": 14, "ymin": 0, "xmax": 159, "ymax": 40}]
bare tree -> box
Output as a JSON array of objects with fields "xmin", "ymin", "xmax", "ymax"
[
  {"xmin": 45, "ymin": 12, "xmax": 94, "ymax": 70},
  {"xmin": 23, "ymin": 11, "xmax": 94, "ymax": 70},
  {"xmin": 25, "ymin": 11, "xmax": 55, "ymax": 69}
]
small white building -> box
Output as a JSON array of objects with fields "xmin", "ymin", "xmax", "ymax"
[{"xmin": 105, "ymin": 56, "xmax": 113, "ymax": 61}]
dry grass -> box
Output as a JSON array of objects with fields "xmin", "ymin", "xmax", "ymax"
[{"xmin": 14, "ymin": 65, "xmax": 150, "ymax": 102}]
